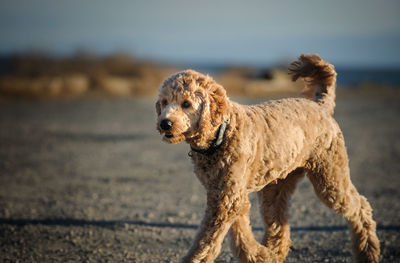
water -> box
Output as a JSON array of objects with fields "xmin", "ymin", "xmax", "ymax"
[
  {"xmin": 189, "ymin": 63, "xmax": 400, "ymax": 86},
  {"xmin": 335, "ymin": 68, "xmax": 400, "ymax": 86}
]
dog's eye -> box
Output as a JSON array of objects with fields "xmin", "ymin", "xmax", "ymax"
[
  {"xmin": 161, "ymin": 99, "xmax": 168, "ymax": 106},
  {"xmin": 182, "ymin": 101, "xmax": 191, "ymax": 109}
]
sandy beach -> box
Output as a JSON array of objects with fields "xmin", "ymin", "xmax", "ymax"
[{"xmin": 0, "ymin": 89, "xmax": 399, "ymax": 262}]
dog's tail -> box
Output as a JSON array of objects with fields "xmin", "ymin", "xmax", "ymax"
[{"xmin": 288, "ymin": 54, "xmax": 337, "ymax": 115}]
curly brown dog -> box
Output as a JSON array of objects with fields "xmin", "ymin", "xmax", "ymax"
[{"xmin": 156, "ymin": 54, "xmax": 380, "ymax": 263}]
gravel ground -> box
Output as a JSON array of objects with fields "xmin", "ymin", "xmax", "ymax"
[{"xmin": 0, "ymin": 91, "xmax": 399, "ymax": 262}]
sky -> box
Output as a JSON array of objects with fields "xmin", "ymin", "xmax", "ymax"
[{"xmin": 0, "ymin": 0, "xmax": 399, "ymax": 68}]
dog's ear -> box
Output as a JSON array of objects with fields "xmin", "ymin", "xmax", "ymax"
[
  {"xmin": 197, "ymin": 80, "xmax": 228, "ymax": 131},
  {"xmin": 197, "ymin": 90, "xmax": 211, "ymax": 135},
  {"xmin": 192, "ymin": 75, "xmax": 229, "ymax": 147},
  {"xmin": 155, "ymin": 100, "xmax": 161, "ymax": 116},
  {"xmin": 208, "ymin": 83, "xmax": 228, "ymax": 125}
]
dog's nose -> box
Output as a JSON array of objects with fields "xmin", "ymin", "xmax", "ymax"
[{"xmin": 160, "ymin": 119, "xmax": 173, "ymax": 131}]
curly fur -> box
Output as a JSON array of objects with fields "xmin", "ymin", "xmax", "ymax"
[{"xmin": 156, "ymin": 54, "xmax": 380, "ymax": 263}]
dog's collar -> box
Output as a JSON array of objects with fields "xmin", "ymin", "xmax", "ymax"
[{"xmin": 190, "ymin": 119, "xmax": 229, "ymax": 156}]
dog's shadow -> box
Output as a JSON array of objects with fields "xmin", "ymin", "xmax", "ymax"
[{"xmin": 0, "ymin": 218, "xmax": 397, "ymax": 232}]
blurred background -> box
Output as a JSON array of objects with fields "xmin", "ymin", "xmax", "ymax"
[
  {"xmin": 0, "ymin": 1, "xmax": 399, "ymax": 262},
  {"xmin": 0, "ymin": 0, "xmax": 399, "ymax": 98}
]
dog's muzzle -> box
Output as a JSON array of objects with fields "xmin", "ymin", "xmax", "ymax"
[{"xmin": 160, "ymin": 119, "xmax": 173, "ymax": 131}]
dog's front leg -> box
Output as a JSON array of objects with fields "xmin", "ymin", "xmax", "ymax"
[{"xmin": 181, "ymin": 179, "xmax": 246, "ymax": 263}]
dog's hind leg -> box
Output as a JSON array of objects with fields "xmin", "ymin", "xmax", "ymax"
[{"xmin": 306, "ymin": 136, "xmax": 380, "ymax": 263}]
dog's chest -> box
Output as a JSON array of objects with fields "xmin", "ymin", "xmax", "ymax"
[{"xmin": 191, "ymin": 153, "xmax": 228, "ymax": 187}]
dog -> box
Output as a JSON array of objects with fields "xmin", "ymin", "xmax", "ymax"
[{"xmin": 156, "ymin": 54, "xmax": 380, "ymax": 263}]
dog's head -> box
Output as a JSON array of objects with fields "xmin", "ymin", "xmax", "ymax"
[{"xmin": 156, "ymin": 70, "xmax": 229, "ymax": 147}]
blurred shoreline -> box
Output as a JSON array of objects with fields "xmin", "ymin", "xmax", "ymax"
[{"xmin": 0, "ymin": 53, "xmax": 399, "ymax": 100}]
